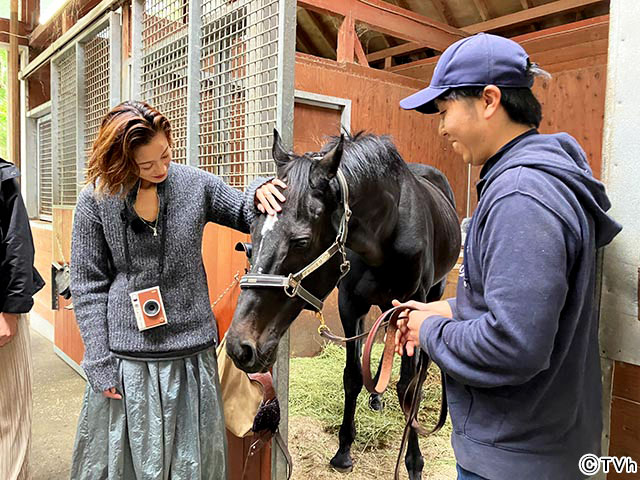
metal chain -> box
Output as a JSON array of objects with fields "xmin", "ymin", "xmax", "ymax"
[{"xmin": 211, "ymin": 271, "xmax": 242, "ymax": 310}]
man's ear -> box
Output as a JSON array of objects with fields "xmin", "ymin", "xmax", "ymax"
[
  {"xmin": 482, "ymin": 85, "xmax": 502, "ymax": 120},
  {"xmin": 272, "ymin": 129, "xmax": 290, "ymax": 169}
]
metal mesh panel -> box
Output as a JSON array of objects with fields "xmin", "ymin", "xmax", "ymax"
[
  {"xmin": 84, "ymin": 25, "xmax": 111, "ymax": 158},
  {"xmin": 199, "ymin": 0, "xmax": 279, "ymax": 189},
  {"xmin": 37, "ymin": 116, "xmax": 53, "ymax": 220},
  {"xmin": 55, "ymin": 49, "xmax": 78, "ymax": 206},
  {"xmin": 141, "ymin": 0, "xmax": 189, "ymax": 164}
]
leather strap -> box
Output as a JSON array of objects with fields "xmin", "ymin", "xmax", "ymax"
[
  {"xmin": 362, "ymin": 306, "xmax": 405, "ymax": 394},
  {"xmin": 361, "ymin": 306, "xmax": 449, "ymax": 480}
]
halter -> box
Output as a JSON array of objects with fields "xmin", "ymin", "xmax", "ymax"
[{"xmin": 239, "ymin": 168, "xmax": 352, "ymax": 312}]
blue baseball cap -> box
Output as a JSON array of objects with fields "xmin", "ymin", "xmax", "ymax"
[{"xmin": 400, "ymin": 33, "xmax": 533, "ymax": 114}]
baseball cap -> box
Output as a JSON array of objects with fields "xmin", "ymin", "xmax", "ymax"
[{"xmin": 399, "ymin": 33, "xmax": 533, "ymax": 114}]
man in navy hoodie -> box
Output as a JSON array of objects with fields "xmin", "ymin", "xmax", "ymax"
[{"xmin": 394, "ymin": 33, "xmax": 622, "ymax": 480}]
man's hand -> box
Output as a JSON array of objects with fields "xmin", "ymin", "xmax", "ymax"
[
  {"xmin": 102, "ymin": 387, "xmax": 122, "ymax": 400},
  {"xmin": 255, "ymin": 179, "xmax": 287, "ymax": 216},
  {"xmin": 0, "ymin": 312, "xmax": 19, "ymax": 347},
  {"xmin": 393, "ymin": 299, "xmax": 453, "ymax": 357}
]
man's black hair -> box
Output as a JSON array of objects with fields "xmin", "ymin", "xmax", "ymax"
[{"xmin": 437, "ymin": 61, "xmax": 550, "ymax": 128}]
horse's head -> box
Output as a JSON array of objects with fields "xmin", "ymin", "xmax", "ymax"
[{"xmin": 226, "ymin": 130, "xmax": 347, "ymax": 373}]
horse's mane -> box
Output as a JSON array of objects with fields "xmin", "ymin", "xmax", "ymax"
[{"xmin": 279, "ymin": 131, "xmax": 406, "ymax": 200}]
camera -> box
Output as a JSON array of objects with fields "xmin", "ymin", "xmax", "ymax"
[{"xmin": 130, "ymin": 286, "xmax": 168, "ymax": 331}]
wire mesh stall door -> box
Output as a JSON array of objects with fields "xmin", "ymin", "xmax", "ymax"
[
  {"xmin": 54, "ymin": 49, "xmax": 79, "ymax": 207},
  {"xmin": 84, "ymin": 24, "xmax": 112, "ymax": 159},
  {"xmin": 140, "ymin": 0, "xmax": 190, "ymax": 165},
  {"xmin": 200, "ymin": 0, "xmax": 279, "ymax": 190},
  {"xmin": 37, "ymin": 116, "xmax": 53, "ymax": 221}
]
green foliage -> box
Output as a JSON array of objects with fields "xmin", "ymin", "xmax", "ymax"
[
  {"xmin": 0, "ymin": 48, "xmax": 7, "ymax": 160},
  {"xmin": 289, "ymin": 343, "xmax": 451, "ymax": 451}
]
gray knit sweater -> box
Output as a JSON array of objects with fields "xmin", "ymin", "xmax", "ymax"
[{"xmin": 71, "ymin": 163, "xmax": 263, "ymax": 392}]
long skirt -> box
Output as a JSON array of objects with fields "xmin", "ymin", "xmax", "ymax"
[
  {"xmin": 0, "ymin": 314, "xmax": 32, "ymax": 480},
  {"xmin": 70, "ymin": 347, "xmax": 228, "ymax": 479}
]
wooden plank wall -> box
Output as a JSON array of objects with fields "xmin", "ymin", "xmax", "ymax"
[
  {"xmin": 52, "ymin": 207, "xmax": 84, "ymax": 365},
  {"xmin": 295, "ymin": 53, "xmax": 469, "ymax": 220},
  {"xmin": 31, "ymin": 222, "xmax": 54, "ymax": 325},
  {"xmin": 609, "ymin": 362, "xmax": 640, "ymax": 479}
]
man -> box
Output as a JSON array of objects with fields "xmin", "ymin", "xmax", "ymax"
[
  {"xmin": 0, "ymin": 157, "xmax": 44, "ymax": 479},
  {"xmin": 393, "ymin": 33, "xmax": 622, "ymax": 480}
]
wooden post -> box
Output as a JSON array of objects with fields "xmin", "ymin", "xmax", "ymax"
[
  {"xmin": 354, "ymin": 34, "xmax": 369, "ymax": 67},
  {"xmin": 9, "ymin": 0, "xmax": 20, "ymax": 170},
  {"xmin": 337, "ymin": 13, "xmax": 355, "ymax": 63}
]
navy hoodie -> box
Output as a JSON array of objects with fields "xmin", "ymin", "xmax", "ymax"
[{"xmin": 420, "ymin": 131, "xmax": 622, "ymax": 480}]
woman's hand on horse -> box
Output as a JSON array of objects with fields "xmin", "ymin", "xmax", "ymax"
[
  {"xmin": 392, "ymin": 299, "xmax": 453, "ymax": 356},
  {"xmin": 102, "ymin": 387, "xmax": 122, "ymax": 400},
  {"xmin": 255, "ymin": 179, "xmax": 287, "ymax": 215}
]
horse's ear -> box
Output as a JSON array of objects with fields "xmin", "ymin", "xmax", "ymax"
[
  {"xmin": 317, "ymin": 135, "xmax": 344, "ymax": 180},
  {"xmin": 272, "ymin": 129, "xmax": 290, "ymax": 168}
]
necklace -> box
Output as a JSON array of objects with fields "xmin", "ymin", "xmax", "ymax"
[{"xmin": 135, "ymin": 183, "xmax": 159, "ymax": 236}]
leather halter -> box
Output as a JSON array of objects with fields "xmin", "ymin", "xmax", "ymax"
[{"xmin": 239, "ymin": 168, "xmax": 352, "ymax": 311}]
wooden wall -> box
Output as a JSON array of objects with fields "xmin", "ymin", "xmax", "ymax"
[
  {"xmin": 295, "ymin": 53, "xmax": 469, "ymax": 220},
  {"xmin": 31, "ymin": 221, "xmax": 54, "ymax": 325},
  {"xmin": 609, "ymin": 362, "xmax": 640, "ymax": 480}
]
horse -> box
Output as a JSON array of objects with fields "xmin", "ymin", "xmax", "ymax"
[{"xmin": 225, "ymin": 129, "xmax": 461, "ymax": 479}]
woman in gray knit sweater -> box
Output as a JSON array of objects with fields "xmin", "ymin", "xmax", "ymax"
[{"xmin": 69, "ymin": 101, "xmax": 285, "ymax": 478}]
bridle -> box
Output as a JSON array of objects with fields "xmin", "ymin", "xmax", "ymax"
[{"xmin": 239, "ymin": 168, "xmax": 352, "ymax": 312}]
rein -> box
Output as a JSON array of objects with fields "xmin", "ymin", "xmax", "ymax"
[
  {"xmin": 362, "ymin": 306, "xmax": 448, "ymax": 480},
  {"xmin": 240, "ymin": 168, "xmax": 352, "ymax": 312}
]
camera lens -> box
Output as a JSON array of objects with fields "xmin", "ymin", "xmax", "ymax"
[{"xmin": 143, "ymin": 299, "xmax": 160, "ymax": 317}]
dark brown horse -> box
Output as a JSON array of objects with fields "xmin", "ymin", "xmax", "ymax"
[{"xmin": 226, "ymin": 130, "xmax": 460, "ymax": 479}]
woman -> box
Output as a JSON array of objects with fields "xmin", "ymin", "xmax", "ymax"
[{"xmin": 69, "ymin": 101, "xmax": 285, "ymax": 478}]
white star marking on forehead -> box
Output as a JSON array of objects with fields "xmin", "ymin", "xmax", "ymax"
[{"xmin": 261, "ymin": 213, "xmax": 279, "ymax": 236}]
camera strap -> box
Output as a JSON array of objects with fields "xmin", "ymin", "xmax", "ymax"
[{"xmin": 122, "ymin": 200, "xmax": 168, "ymax": 287}]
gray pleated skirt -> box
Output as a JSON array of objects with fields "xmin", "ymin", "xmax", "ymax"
[{"xmin": 69, "ymin": 347, "xmax": 228, "ymax": 480}]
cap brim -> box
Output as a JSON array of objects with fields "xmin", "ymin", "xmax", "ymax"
[{"xmin": 399, "ymin": 85, "xmax": 449, "ymax": 113}]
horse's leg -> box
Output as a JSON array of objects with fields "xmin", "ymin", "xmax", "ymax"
[
  {"xmin": 397, "ymin": 352, "xmax": 425, "ymax": 480},
  {"xmin": 329, "ymin": 292, "xmax": 370, "ymax": 473},
  {"xmin": 368, "ymin": 302, "xmax": 393, "ymax": 412}
]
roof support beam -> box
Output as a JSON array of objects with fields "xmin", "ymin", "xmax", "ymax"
[
  {"xmin": 431, "ymin": 0, "xmax": 457, "ymax": 26},
  {"xmin": 462, "ymin": 0, "xmax": 604, "ymax": 34},
  {"xmin": 298, "ymin": 0, "xmax": 467, "ymax": 52},
  {"xmin": 366, "ymin": 41, "xmax": 424, "ymax": 62},
  {"xmin": 471, "ymin": 0, "xmax": 492, "ymax": 21}
]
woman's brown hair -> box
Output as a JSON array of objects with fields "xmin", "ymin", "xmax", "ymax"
[{"xmin": 86, "ymin": 100, "xmax": 172, "ymax": 196}]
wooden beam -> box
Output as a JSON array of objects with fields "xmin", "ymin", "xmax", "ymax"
[
  {"xmin": 520, "ymin": 0, "xmax": 533, "ymax": 8},
  {"xmin": 471, "ymin": 0, "xmax": 491, "ymax": 21},
  {"xmin": 9, "ymin": 0, "xmax": 20, "ymax": 169},
  {"xmin": 462, "ymin": 0, "xmax": 604, "ymax": 34},
  {"xmin": 390, "ymin": 15, "xmax": 610, "ymax": 79},
  {"xmin": 431, "ymin": 0, "xmax": 457, "ymax": 26},
  {"xmin": 307, "ymin": 10, "xmax": 338, "ymax": 52},
  {"xmin": 29, "ymin": 0, "xmax": 102, "ymax": 49},
  {"xmin": 297, "ymin": 8, "xmax": 336, "ymax": 58},
  {"xmin": 0, "ymin": 19, "xmax": 30, "ymax": 46},
  {"xmin": 296, "ymin": 27, "xmax": 316, "ymax": 55},
  {"xmin": 354, "ymin": 33, "xmax": 369, "ymax": 67},
  {"xmin": 366, "ymin": 41, "xmax": 425, "ymax": 62},
  {"xmin": 298, "ymin": 0, "xmax": 467, "ymax": 52},
  {"xmin": 337, "ymin": 13, "xmax": 355, "ymax": 63}
]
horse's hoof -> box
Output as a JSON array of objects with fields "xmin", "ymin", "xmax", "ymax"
[
  {"xmin": 369, "ymin": 393, "xmax": 384, "ymax": 411},
  {"xmin": 330, "ymin": 453, "xmax": 353, "ymax": 473}
]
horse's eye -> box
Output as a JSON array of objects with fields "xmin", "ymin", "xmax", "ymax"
[{"xmin": 291, "ymin": 238, "xmax": 310, "ymax": 250}]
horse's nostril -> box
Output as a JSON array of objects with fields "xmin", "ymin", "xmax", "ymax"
[{"xmin": 238, "ymin": 340, "xmax": 257, "ymax": 366}]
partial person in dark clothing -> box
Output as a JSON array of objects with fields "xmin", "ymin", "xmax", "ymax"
[
  {"xmin": 0, "ymin": 157, "xmax": 45, "ymax": 480},
  {"xmin": 394, "ymin": 34, "xmax": 621, "ymax": 480}
]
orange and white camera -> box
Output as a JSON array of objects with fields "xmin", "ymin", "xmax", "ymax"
[{"xmin": 130, "ymin": 286, "xmax": 168, "ymax": 331}]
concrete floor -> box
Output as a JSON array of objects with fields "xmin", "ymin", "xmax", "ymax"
[{"xmin": 31, "ymin": 328, "xmax": 85, "ymax": 480}]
